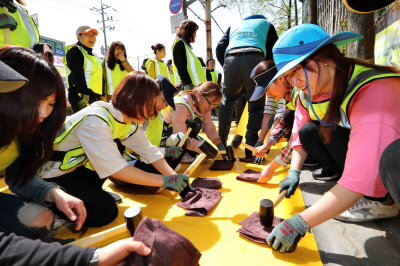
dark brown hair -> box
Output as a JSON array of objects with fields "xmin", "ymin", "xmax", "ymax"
[
  {"xmin": 106, "ymin": 41, "xmax": 127, "ymax": 71},
  {"xmin": 179, "ymin": 81, "xmax": 222, "ymax": 110},
  {"xmin": 176, "ymin": 20, "xmax": 199, "ymax": 43},
  {"xmin": 151, "ymin": 43, "xmax": 165, "ymax": 54},
  {"xmin": 112, "ymin": 71, "xmax": 160, "ymax": 120},
  {"xmin": 304, "ymin": 44, "xmax": 400, "ymax": 142},
  {"xmin": 252, "ymin": 60, "xmax": 275, "ymax": 77},
  {"xmin": 0, "ymin": 46, "xmax": 66, "ymax": 184}
]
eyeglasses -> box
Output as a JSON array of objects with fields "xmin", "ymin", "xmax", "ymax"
[
  {"xmin": 81, "ymin": 33, "xmax": 97, "ymax": 38},
  {"xmin": 205, "ymin": 97, "xmax": 218, "ymax": 107}
]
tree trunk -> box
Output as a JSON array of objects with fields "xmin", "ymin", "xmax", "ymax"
[
  {"xmin": 294, "ymin": 0, "xmax": 298, "ymax": 25},
  {"xmin": 347, "ymin": 12, "xmax": 375, "ymax": 61},
  {"xmin": 288, "ymin": 0, "xmax": 292, "ymax": 29},
  {"xmin": 309, "ymin": 0, "xmax": 318, "ymax": 25}
]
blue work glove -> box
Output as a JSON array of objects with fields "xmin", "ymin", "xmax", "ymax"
[
  {"xmin": 279, "ymin": 169, "xmax": 301, "ymax": 198},
  {"xmin": 165, "ymin": 146, "xmax": 183, "ymax": 158},
  {"xmin": 217, "ymin": 143, "xmax": 226, "ymax": 160},
  {"xmin": 266, "ymin": 213, "xmax": 308, "ymax": 253},
  {"xmin": 77, "ymin": 94, "xmax": 89, "ymax": 108},
  {"xmin": 162, "ymin": 174, "xmax": 189, "ymax": 193},
  {"xmin": 253, "ymin": 141, "xmax": 265, "ymax": 165}
]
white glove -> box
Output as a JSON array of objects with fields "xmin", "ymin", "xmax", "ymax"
[{"xmin": 166, "ymin": 132, "xmax": 187, "ymax": 147}]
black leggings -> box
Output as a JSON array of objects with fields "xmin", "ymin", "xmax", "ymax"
[
  {"xmin": 46, "ymin": 167, "xmax": 118, "ymax": 227},
  {"xmin": 299, "ymin": 121, "xmax": 350, "ymax": 176}
]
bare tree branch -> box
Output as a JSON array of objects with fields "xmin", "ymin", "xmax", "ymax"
[
  {"xmin": 211, "ymin": 4, "xmax": 227, "ymax": 12},
  {"xmin": 188, "ymin": 7, "xmax": 205, "ymax": 22},
  {"xmin": 211, "ymin": 14, "xmax": 225, "ymax": 33}
]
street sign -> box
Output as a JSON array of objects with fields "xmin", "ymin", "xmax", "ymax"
[
  {"xmin": 170, "ymin": 0, "xmax": 182, "ymax": 14},
  {"xmin": 39, "ymin": 36, "xmax": 66, "ymax": 57},
  {"xmin": 170, "ymin": 12, "xmax": 184, "ymax": 34}
]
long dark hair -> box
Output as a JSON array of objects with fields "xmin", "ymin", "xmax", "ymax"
[
  {"xmin": 106, "ymin": 41, "xmax": 127, "ymax": 71},
  {"xmin": 304, "ymin": 44, "xmax": 400, "ymax": 142},
  {"xmin": 0, "ymin": 46, "xmax": 66, "ymax": 184},
  {"xmin": 176, "ymin": 20, "xmax": 198, "ymax": 43}
]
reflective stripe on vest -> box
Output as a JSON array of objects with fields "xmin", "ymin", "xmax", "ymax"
[
  {"xmin": 172, "ymin": 39, "xmax": 206, "ymax": 86},
  {"xmin": 63, "ymin": 45, "xmax": 103, "ymax": 95},
  {"xmin": 143, "ymin": 113, "xmax": 164, "ymax": 146},
  {"xmin": 105, "ymin": 63, "xmax": 128, "ymax": 95},
  {"xmin": 0, "ymin": 3, "xmax": 39, "ymax": 48},
  {"xmin": 174, "ymin": 95, "xmax": 204, "ymax": 121},
  {"xmin": 204, "ymin": 67, "xmax": 219, "ymax": 83},
  {"xmin": 299, "ymin": 65, "xmax": 400, "ymax": 129},
  {"xmin": 54, "ymin": 106, "xmax": 138, "ymax": 171}
]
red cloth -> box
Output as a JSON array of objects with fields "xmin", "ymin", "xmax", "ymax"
[
  {"xmin": 177, "ymin": 188, "xmax": 221, "ymax": 216},
  {"xmin": 209, "ymin": 160, "xmax": 234, "ymax": 170},
  {"xmin": 191, "ymin": 177, "xmax": 222, "ymax": 189},
  {"xmin": 236, "ymin": 169, "xmax": 261, "ymax": 182},
  {"xmin": 124, "ymin": 217, "xmax": 201, "ymax": 266},
  {"xmin": 237, "ymin": 212, "xmax": 284, "ymax": 244}
]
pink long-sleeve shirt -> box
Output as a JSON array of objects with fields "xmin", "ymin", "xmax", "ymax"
[
  {"xmin": 162, "ymin": 94, "xmax": 220, "ymax": 153},
  {"xmin": 292, "ymin": 78, "xmax": 400, "ymax": 197}
]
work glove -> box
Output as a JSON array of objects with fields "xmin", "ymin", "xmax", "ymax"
[
  {"xmin": 165, "ymin": 146, "xmax": 183, "ymax": 159},
  {"xmin": 77, "ymin": 94, "xmax": 89, "ymax": 108},
  {"xmin": 217, "ymin": 143, "xmax": 226, "ymax": 160},
  {"xmin": 166, "ymin": 132, "xmax": 190, "ymax": 147},
  {"xmin": 253, "ymin": 141, "xmax": 265, "ymax": 165},
  {"xmin": 266, "ymin": 213, "xmax": 308, "ymax": 253},
  {"xmin": 279, "ymin": 169, "xmax": 301, "ymax": 198},
  {"xmin": 162, "ymin": 174, "xmax": 189, "ymax": 193}
]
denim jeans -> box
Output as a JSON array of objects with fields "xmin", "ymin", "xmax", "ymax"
[{"xmin": 0, "ymin": 192, "xmax": 52, "ymax": 239}]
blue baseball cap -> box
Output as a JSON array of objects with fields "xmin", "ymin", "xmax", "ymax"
[
  {"xmin": 267, "ymin": 24, "xmax": 363, "ymax": 88},
  {"xmin": 243, "ymin": 14, "xmax": 267, "ymax": 20},
  {"xmin": 249, "ymin": 61, "xmax": 277, "ymax": 101},
  {"xmin": 157, "ymin": 75, "xmax": 179, "ymax": 110}
]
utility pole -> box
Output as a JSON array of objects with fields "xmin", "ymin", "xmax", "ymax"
[
  {"xmin": 182, "ymin": 0, "xmax": 197, "ymax": 20},
  {"xmin": 205, "ymin": 0, "xmax": 212, "ymax": 59},
  {"xmin": 90, "ymin": 0, "xmax": 115, "ymax": 52}
]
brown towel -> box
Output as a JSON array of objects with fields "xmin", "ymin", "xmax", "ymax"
[
  {"xmin": 209, "ymin": 160, "xmax": 234, "ymax": 171},
  {"xmin": 236, "ymin": 169, "xmax": 261, "ymax": 182},
  {"xmin": 177, "ymin": 188, "xmax": 221, "ymax": 216},
  {"xmin": 237, "ymin": 212, "xmax": 284, "ymax": 244},
  {"xmin": 238, "ymin": 156, "xmax": 257, "ymax": 163},
  {"xmin": 124, "ymin": 217, "xmax": 201, "ymax": 266},
  {"xmin": 191, "ymin": 177, "xmax": 222, "ymax": 189}
]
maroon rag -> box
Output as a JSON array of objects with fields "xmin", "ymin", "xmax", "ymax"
[
  {"xmin": 238, "ymin": 156, "xmax": 257, "ymax": 164},
  {"xmin": 236, "ymin": 169, "xmax": 261, "ymax": 182},
  {"xmin": 209, "ymin": 160, "xmax": 234, "ymax": 171},
  {"xmin": 177, "ymin": 188, "xmax": 221, "ymax": 216},
  {"xmin": 191, "ymin": 177, "xmax": 222, "ymax": 189},
  {"xmin": 237, "ymin": 212, "xmax": 284, "ymax": 244},
  {"xmin": 124, "ymin": 217, "xmax": 201, "ymax": 266}
]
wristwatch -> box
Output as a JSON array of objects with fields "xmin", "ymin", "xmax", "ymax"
[{"xmin": 89, "ymin": 248, "xmax": 100, "ymax": 266}]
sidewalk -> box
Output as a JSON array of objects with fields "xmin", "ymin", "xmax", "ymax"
[{"xmin": 299, "ymin": 167, "xmax": 400, "ymax": 266}]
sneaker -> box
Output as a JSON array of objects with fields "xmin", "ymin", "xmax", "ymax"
[
  {"xmin": 174, "ymin": 163, "xmax": 181, "ymax": 172},
  {"xmin": 335, "ymin": 198, "xmax": 399, "ymax": 222},
  {"xmin": 181, "ymin": 152, "xmax": 195, "ymax": 164},
  {"xmin": 312, "ymin": 168, "xmax": 339, "ymax": 181},
  {"xmin": 303, "ymin": 157, "xmax": 320, "ymax": 167}
]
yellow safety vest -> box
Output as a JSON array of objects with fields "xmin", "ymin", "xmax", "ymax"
[
  {"xmin": 63, "ymin": 45, "xmax": 103, "ymax": 95},
  {"xmin": 284, "ymin": 87, "xmax": 300, "ymax": 111},
  {"xmin": 299, "ymin": 64, "xmax": 400, "ymax": 129},
  {"xmin": 104, "ymin": 61, "xmax": 128, "ymax": 96},
  {"xmin": 172, "ymin": 39, "xmax": 206, "ymax": 86},
  {"xmin": 0, "ymin": 3, "xmax": 39, "ymax": 48},
  {"xmin": 0, "ymin": 141, "xmax": 19, "ymax": 171},
  {"xmin": 204, "ymin": 67, "xmax": 219, "ymax": 83},
  {"xmin": 146, "ymin": 58, "xmax": 173, "ymax": 82},
  {"xmin": 144, "ymin": 113, "xmax": 164, "ymax": 146},
  {"xmin": 168, "ymin": 70, "xmax": 176, "ymax": 85},
  {"xmin": 53, "ymin": 106, "xmax": 138, "ymax": 171}
]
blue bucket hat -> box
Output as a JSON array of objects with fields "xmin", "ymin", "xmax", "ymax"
[
  {"xmin": 249, "ymin": 61, "xmax": 277, "ymax": 101},
  {"xmin": 268, "ymin": 24, "xmax": 363, "ymax": 88}
]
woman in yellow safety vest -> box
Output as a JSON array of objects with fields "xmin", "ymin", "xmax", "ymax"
[
  {"xmin": 0, "ymin": 46, "xmax": 87, "ymax": 239},
  {"xmin": 172, "ymin": 20, "xmax": 206, "ymax": 90},
  {"xmin": 38, "ymin": 72, "xmax": 189, "ymax": 227},
  {"xmin": 146, "ymin": 43, "xmax": 174, "ymax": 83},
  {"xmin": 103, "ymin": 41, "xmax": 134, "ymax": 101},
  {"xmin": 64, "ymin": 26, "xmax": 102, "ymax": 113},
  {"xmin": 166, "ymin": 59, "xmax": 176, "ymax": 85}
]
